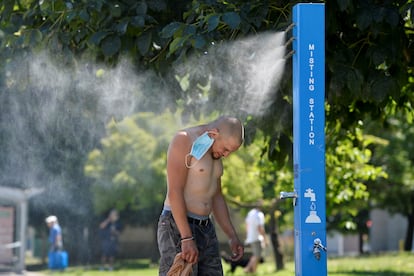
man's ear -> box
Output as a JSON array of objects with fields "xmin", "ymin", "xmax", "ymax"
[{"xmin": 208, "ymin": 128, "xmax": 219, "ymax": 138}]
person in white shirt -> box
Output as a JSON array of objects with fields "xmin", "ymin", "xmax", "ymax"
[{"xmin": 244, "ymin": 200, "xmax": 267, "ymax": 273}]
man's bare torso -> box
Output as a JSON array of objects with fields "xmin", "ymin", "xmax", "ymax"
[
  {"xmin": 184, "ymin": 154, "xmax": 222, "ymax": 215},
  {"xmin": 164, "ymin": 127, "xmax": 223, "ymax": 216}
]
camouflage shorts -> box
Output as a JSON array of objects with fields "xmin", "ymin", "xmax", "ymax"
[
  {"xmin": 157, "ymin": 210, "xmax": 223, "ymax": 276},
  {"xmin": 247, "ymin": 240, "xmax": 262, "ymax": 257}
]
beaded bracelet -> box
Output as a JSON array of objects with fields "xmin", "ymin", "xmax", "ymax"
[{"xmin": 180, "ymin": 236, "xmax": 195, "ymax": 242}]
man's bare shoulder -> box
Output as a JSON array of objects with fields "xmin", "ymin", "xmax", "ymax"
[
  {"xmin": 171, "ymin": 129, "xmax": 190, "ymax": 143},
  {"xmin": 168, "ymin": 130, "xmax": 191, "ymax": 155}
]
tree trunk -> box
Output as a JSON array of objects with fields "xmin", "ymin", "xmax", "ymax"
[
  {"xmin": 404, "ymin": 193, "xmax": 414, "ymax": 251},
  {"xmin": 269, "ymin": 200, "xmax": 284, "ymax": 270},
  {"xmin": 270, "ymin": 231, "xmax": 285, "ymax": 270},
  {"xmin": 358, "ymin": 232, "xmax": 364, "ymax": 254}
]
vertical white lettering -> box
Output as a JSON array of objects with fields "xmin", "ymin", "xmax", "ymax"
[
  {"xmin": 309, "ymin": 98, "xmax": 314, "ymax": 104},
  {"xmin": 308, "ymin": 45, "xmax": 316, "ymax": 145}
]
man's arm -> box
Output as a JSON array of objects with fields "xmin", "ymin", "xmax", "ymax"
[
  {"xmin": 212, "ymin": 178, "xmax": 244, "ymax": 261},
  {"xmin": 52, "ymin": 227, "xmax": 62, "ymax": 249},
  {"xmin": 258, "ymin": 225, "xmax": 268, "ymax": 246},
  {"xmin": 166, "ymin": 132, "xmax": 198, "ymax": 263},
  {"xmin": 99, "ymin": 217, "xmax": 110, "ymax": 229},
  {"xmin": 258, "ymin": 212, "xmax": 268, "ymax": 246}
]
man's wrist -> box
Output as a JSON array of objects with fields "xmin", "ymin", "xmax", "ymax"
[
  {"xmin": 228, "ymin": 236, "xmax": 240, "ymax": 244},
  {"xmin": 180, "ymin": 236, "xmax": 194, "ymax": 242}
]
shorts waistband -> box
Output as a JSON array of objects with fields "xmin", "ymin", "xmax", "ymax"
[{"xmin": 161, "ymin": 210, "xmax": 210, "ymax": 226}]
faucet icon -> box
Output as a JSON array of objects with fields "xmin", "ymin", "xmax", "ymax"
[
  {"xmin": 304, "ymin": 188, "xmax": 321, "ymax": 223},
  {"xmin": 304, "ymin": 188, "xmax": 316, "ymax": 201}
]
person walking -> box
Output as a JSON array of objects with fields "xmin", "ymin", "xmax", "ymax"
[
  {"xmin": 99, "ymin": 209, "xmax": 122, "ymax": 271},
  {"xmin": 45, "ymin": 215, "xmax": 67, "ymax": 270},
  {"xmin": 244, "ymin": 201, "xmax": 267, "ymax": 274},
  {"xmin": 45, "ymin": 215, "xmax": 63, "ymax": 252},
  {"xmin": 157, "ymin": 116, "xmax": 245, "ymax": 276}
]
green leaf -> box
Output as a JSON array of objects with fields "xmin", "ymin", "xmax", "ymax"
[
  {"xmin": 75, "ymin": 28, "xmax": 87, "ymax": 43},
  {"xmin": 116, "ymin": 19, "xmax": 129, "ymax": 34},
  {"xmin": 207, "ymin": 14, "xmax": 220, "ymax": 32},
  {"xmin": 169, "ymin": 36, "xmax": 187, "ymax": 55},
  {"xmin": 346, "ymin": 68, "xmax": 363, "ymax": 93},
  {"xmin": 89, "ymin": 31, "xmax": 109, "ymax": 45},
  {"xmin": 65, "ymin": 10, "xmax": 77, "ymax": 22},
  {"xmin": 110, "ymin": 3, "xmax": 122, "ymax": 18},
  {"xmin": 136, "ymin": 1, "xmax": 148, "ymax": 15},
  {"xmin": 92, "ymin": 0, "xmax": 104, "ymax": 12},
  {"xmin": 336, "ymin": 0, "xmax": 352, "ymax": 12},
  {"xmin": 160, "ymin": 22, "xmax": 182, "ymax": 38},
  {"xmin": 131, "ymin": 15, "xmax": 145, "ymax": 27},
  {"xmin": 1, "ymin": 0, "xmax": 14, "ymax": 21},
  {"xmin": 371, "ymin": 77, "xmax": 399, "ymax": 103},
  {"xmin": 137, "ymin": 31, "xmax": 152, "ymax": 55},
  {"xmin": 370, "ymin": 48, "xmax": 386, "ymax": 66},
  {"xmin": 355, "ymin": 9, "xmax": 372, "ymax": 30},
  {"xmin": 192, "ymin": 34, "xmax": 206, "ymax": 49},
  {"xmin": 23, "ymin": 29, "xmax": 42, "ymax": 47},
  {"xmin": 183, "ymin": 24, "xmax": 196, "ymax": 36},
  {"xmin": 79, "ymin": 10, "xmax": 90, "ymax": 22},
  {"xmin": 101, "ymin": 35, "xmax": 121, "ymax": 57},
  {"xmin": 147, "ymin": 0, "xmax": 167, "ymax": 12},
  {"xmin": 222, "ymin": 12, "xmax": 241, "ymax": 29},
  {"xmin": 385, "ymin": 8, "xmax": 399, "ymax": 27},
  {"xmin": 39, "ymin": 0, "xmax": 52, "ymax": 13}
]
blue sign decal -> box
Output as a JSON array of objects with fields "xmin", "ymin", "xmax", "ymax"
[{"xmin": 293, "ymin": 3, "xmax": 326, "ymax": 276}]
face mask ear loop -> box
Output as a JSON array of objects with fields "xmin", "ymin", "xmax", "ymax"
[{"xmin": 185, "ymin": 153, "xmax": 197, "ymax": 169}]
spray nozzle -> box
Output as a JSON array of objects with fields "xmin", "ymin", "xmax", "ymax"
[
  {"xmin": 285, "ymin": 23, "xmax": 295, "ymax": 33},
  {"xmin": 284, "ymin": 37, "xmax": 295, "ymax": 47},
  {"xmin": 284, "ymin": 50, "xmax": 295, "ymax": 60}
]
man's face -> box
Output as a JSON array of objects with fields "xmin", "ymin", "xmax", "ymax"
[{"xmin": 211, "ymin": 135, "xmax": 241, "ymax": 159}]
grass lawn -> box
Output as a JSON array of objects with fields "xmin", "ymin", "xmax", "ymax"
[{"xmin": 36, "ymin": 252, "xmax": 414, "ymax": 276}]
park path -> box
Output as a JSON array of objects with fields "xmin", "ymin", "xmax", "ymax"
[{"xmin": 0, "ymin": 272, "xmax": 45, "ymax": 276}]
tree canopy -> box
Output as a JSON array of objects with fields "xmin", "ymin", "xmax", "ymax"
[{"xmin": 1, "ymin": 0, "xmax": 413, "ymax": 147}]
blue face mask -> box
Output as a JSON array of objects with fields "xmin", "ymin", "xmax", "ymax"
[{"xmin": 185, "ymin": 132, "xmax": 214, "ymax": 168}]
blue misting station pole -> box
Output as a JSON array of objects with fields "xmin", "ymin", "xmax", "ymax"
[{"xmin": 293, "ymin": 3, "xmax": 326, "ymax": 275}]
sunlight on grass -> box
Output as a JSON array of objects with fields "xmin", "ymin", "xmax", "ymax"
[
  {"xmin": 33, "ymin": 253, "xmax": 414, "ymax": 276},
  {"xmin": 328, "ymin": 252, "xmax": 414, "ymax": 275}
]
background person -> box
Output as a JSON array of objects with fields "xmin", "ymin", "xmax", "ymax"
[
  {"xmin": 244, "ymin": 200, "xmax": 268, "ymax": 274},
  {"xmin": 157, "ymin": 116, "xmax": 245, "ymax": 276},
  {"xmin": 99, "ymin": 209, "xmax": 122, "ymax": 271},
  {"xmin": 45, "ymin": 215, "xmax": 63, "ymax": 252},
  {"xmin": 45, "ymin": 215, "xmax": 67, "ymax": 270}
]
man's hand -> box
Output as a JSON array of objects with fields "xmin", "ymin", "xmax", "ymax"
[
  {"xmin": 180, "ymin": 239, "xmax": 199, "ymax": 264},
  {"xmin": 229, "ymin": 238, "xmax": 244, "ymax": 261}
]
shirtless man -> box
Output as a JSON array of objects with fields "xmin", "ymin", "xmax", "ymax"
[{"xmin": 157, "ymin": 116, "xmax": 245, "ymax": 276}]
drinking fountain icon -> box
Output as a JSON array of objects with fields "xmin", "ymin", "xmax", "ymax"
[{"xmin": 304, "ymin": 188, "xmax": 321, "ymax": 223}]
